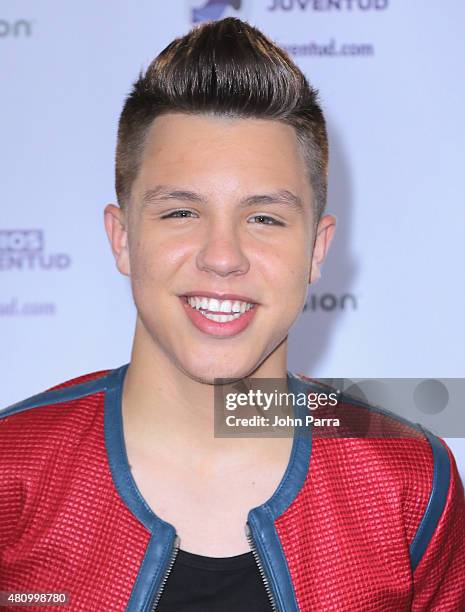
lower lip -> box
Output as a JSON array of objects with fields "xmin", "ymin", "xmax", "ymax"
[{"xmin": 180, "ymin": 297, "xmax": 258, "ymax": 338}]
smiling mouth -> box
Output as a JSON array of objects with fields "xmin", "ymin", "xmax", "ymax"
[{"xmin": 181, "ymin": 295, "xmax": 256, "ymax": 323}]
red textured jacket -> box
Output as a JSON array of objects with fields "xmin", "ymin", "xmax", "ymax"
[{"xmin": 1, "ymin": 364, "xmax": 464, "ymax": 611}]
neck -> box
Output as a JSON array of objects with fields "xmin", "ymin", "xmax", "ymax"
[{"xmin": 122, "ymin": 317, "xmax": 290, "ymax": 463}]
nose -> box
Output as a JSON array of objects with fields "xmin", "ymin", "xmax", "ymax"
[{"xmin": 196, "ymin": 222, "xmax": 250, "ymax": 278}]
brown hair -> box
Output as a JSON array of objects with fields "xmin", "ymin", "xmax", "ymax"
[{"xmin": 115, "ymin": 17, "xmax": 328, "ymax": 222}]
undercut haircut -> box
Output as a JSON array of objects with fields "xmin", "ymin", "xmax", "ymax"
[{"xmin": 115, "ymin": 17, "xmax": 328, "ymax": 223}]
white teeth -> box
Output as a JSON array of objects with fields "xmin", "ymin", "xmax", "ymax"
[
  {"xmin": 200, "ymin": 312, "xmax": 242, "ymax": 322},
  {"xmin": 220, "ymin": 300, "xmax": 232, "ymax": 313},
  {"xmin": 186, "ymin": 296, "xmax": 254, "ymax": 314},
  {"xmin": 207, "ymin": 298, "xmax": 220, "ymax": 311}
]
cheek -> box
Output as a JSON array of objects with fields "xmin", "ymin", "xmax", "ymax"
[
  {"xmin": 129, "ymin": 232, "xmax": 186, "ymax": 288},
  {"xmin": 262, "ymin": 239, "xmax": 310, "ymax": 293},
  {"xmin": 261, "ymin": 245, "xmax": 310, "ymax": 323},
  {"xmin": 128, "ymin": 241, "xmax": 156, "ymax": 287}
]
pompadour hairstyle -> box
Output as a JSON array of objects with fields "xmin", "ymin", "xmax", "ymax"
[{"xmin": 115, "ymin": 17, "xmax": 328, "ymax": 222}]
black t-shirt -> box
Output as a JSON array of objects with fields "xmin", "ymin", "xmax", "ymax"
[{"xmin": 156, "ymin": 548, "xmax": 273, "ymax": 611}]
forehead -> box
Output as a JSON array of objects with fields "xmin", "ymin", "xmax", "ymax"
[{"xmin": 133, "ymin": 112, "xmax": 311, "ymax": 197}]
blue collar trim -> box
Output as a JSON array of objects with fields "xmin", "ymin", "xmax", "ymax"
[
  {"xmin": 247, "ymin": 371, "xmax": 313, "ymax": 611},
  {"xmin": 103, "ymin": 364, "xmax": 313, "ymax": 612},
  {"xmin": 104, "ymin": 364, "xmax": 176, "ymax": 611}
]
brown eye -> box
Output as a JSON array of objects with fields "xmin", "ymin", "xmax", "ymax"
[
  {"xmin": 249, "ymin": 215, "xmax": 284, "ymax": 226},
  {"xmin": 161, "ymin": 210, "xmax": 197, "ymax": 219}
]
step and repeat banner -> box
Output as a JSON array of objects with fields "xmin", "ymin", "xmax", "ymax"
[{"xmin": 1, "ymin": 2, "xmax": 464, "ymax": 474}]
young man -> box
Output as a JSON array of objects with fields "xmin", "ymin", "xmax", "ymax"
[{"xmin": 1, "ymin": 17, "xmax": 464, "ymax": 612}]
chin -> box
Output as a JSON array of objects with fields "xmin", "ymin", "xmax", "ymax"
[{"xmin": 176, "ymin": 353, "xmax": 259, "ymax": 386}]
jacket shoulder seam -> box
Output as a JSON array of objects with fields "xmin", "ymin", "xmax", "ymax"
[
  {"xmin": 0, "ymin": 370, "xmax": 112, "ymax": 420},
  {"xmin": 409, "ymin": 424, "xmax": 451, "ymax": 571}
]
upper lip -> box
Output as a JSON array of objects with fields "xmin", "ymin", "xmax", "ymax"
[{"xmin": 181, "ymin": 290, "xmax": 258, "ymax": 304}]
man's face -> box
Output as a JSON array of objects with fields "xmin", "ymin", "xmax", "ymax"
[{"xmin": 106, "ymin": 112, "xmax": 335, "ymax": 383}]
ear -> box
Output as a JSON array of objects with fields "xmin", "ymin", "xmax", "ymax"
[
  {"xmin": 309, "ymin": 214, "xmax": 337, "ymax": 284},
  {"xmin": 103, "ymin": 203, "xmax": 130, "ymax": 277}
]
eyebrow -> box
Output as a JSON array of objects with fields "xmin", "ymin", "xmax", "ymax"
[{"xmin": 140, "ymin": 185, "xmax": 304, "ymax": 214}]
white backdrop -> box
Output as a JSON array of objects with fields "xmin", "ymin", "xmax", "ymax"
[{"xmin": 1, "ymin": 1, "xmax": 464, "ymax": 475}]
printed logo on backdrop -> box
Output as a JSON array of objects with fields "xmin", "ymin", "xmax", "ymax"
[
  {"xmin": 304, "ymin": 293, "xmax": 358, "ymax": 313},
  {"xmin": 267, "ymin": 0, "xmax": 386, "ymax": 56},
  {"xmin": 267, "ymin": 0, "xmax": 388, "ymax": 11},
  {"xmin": 0, "ymin": 19, "xmax": 34, "ymax": 38},
  {"xmin": 0, "ymin": 230, "xmax": 66, "ymax": 317},
  {"xmin": 188, "ymin": 0, "xmax": 251, "ymax": 24},
  {"xmin": 0, "ymin": 230, "xmax": 71, "ymax": 271}
]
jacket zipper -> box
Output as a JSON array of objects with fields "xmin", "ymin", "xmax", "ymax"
[
  {"xmin": 150, "ymin": 534, "xmax": 180, "ymax": 611},
  {"xmin": 245, "ymin": 522, "xmax": 278, "ymax": 611}
]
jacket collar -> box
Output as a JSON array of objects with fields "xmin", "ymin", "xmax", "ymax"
[{"xmin": 104, "ymin": 363, "xmax": 313, "ymax": 611}]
